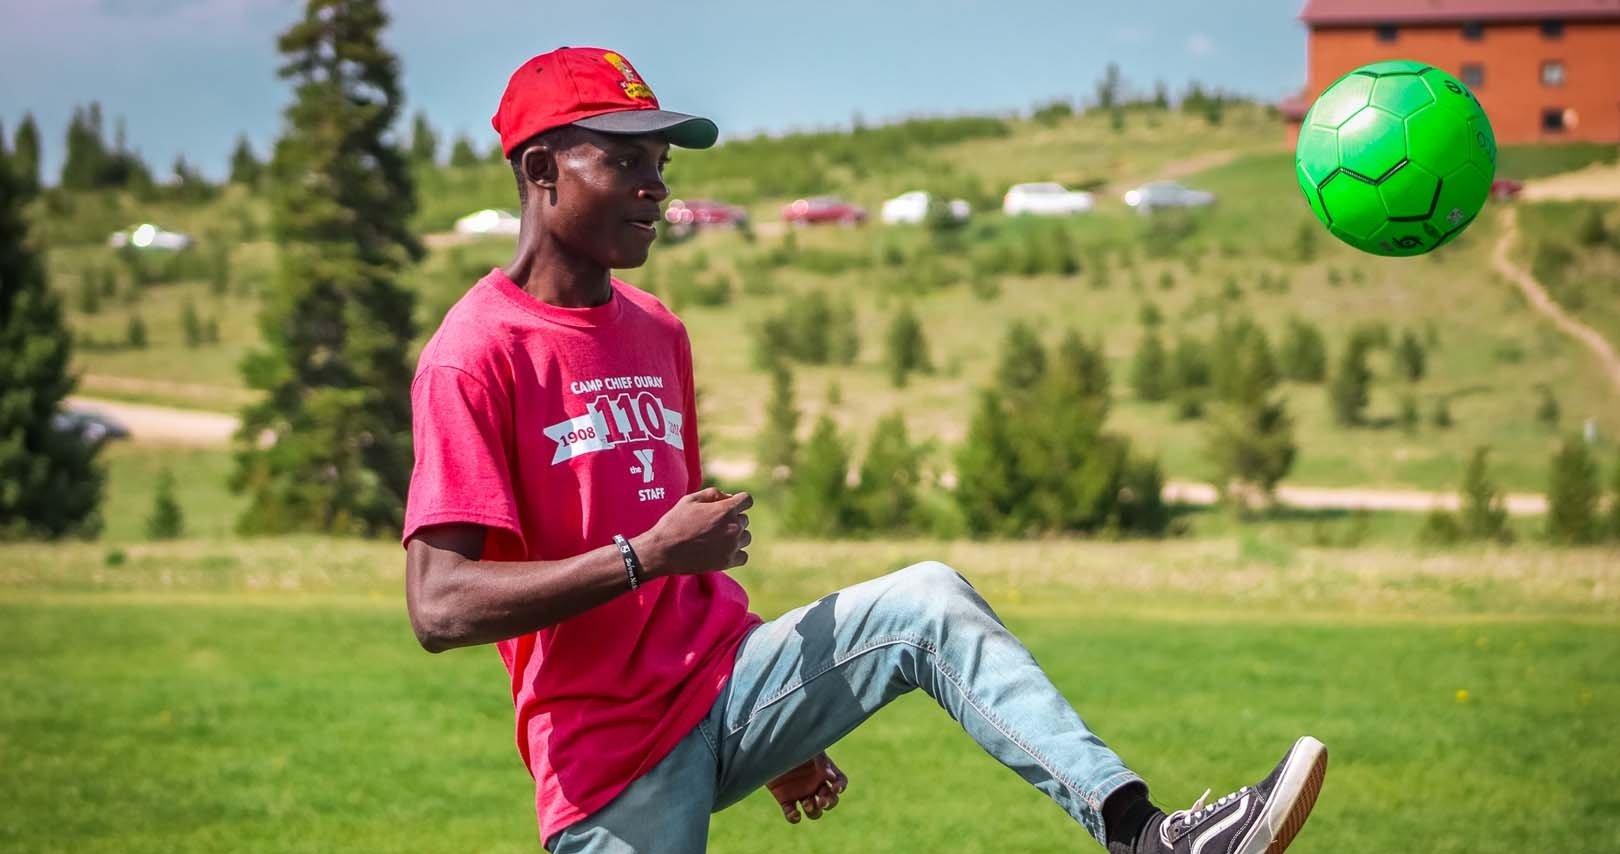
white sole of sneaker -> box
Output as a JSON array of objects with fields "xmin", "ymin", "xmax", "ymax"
[{"xmin": 1237, "ymin": 736, "xmax": 1328, "ymax": 854}]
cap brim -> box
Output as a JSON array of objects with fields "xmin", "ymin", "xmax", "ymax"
[{"xmin": 573, "ymin": 109, "xmax": 719, "ymax": 149}]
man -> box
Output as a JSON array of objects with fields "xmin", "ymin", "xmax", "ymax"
[{"xmin": 403, "ymin": 47, "xmax": 1328, "ymax": 854}]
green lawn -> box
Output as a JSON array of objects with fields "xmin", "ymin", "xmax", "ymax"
[{"xmin": 2, "ymin": 532, "xmax": 1618, "ymax": 853}]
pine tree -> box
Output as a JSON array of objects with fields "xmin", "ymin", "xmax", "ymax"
[
  {"xmin": 1116, "ymin": 453, "xmax": 1169, "ymax": 535},
  {"xmin": 995, "ymin": 320, "xmax": 1046, "ymax": 393},
  {"xmin": 1231, "ymin": 325, "xmax": 1279, "ymax": 405},
  {"xmin": 1131, "ymin": 329, "xmax": 1169, "ymax": 401},
  {"xmin": 228, "ymin": 134, "xmax": 262, "ymax": 186},
  {"xmin": 1395, "ymin": 329, "xmax": 1426, "ymax": 382},
  {"xmin": 854, "ymin": 412, "xmax": 920, "ymax": 532},
  {"xmin": 1055, "ymin": 329, "xmax": 1110, "ymax": 408},
  {"xmin": 1328, "ymin": 336, "xmax": 1371, "ymax": 426},
  {"xmin": 1575, "ymin": 206, "xmax": 1608, "ymax": 246},
  {"xmin": 1535, "ymin": 385, "xmax": 1559, "ymax": 428},
  {"xmin": 757, "ymin": 361, "xmax": 799, "ymax": 477},
  {"xmin": 449, "ymin": 134, "xmax": 478, "ymax": 168},
  {"xmin": 1206, "ymin": 395, "xmax": 1296, "ymax": 505},
  {"xmin": 830, "ymin": 296, "xmax": 859, "ymax": 365},
  {"xmin": 1279, "ymin": 316, "xmax": 1327, "ymax": 382},
  {"xmin": 13, "ymin": 113, "xmax": 41, "ymax": 197},
  {"xmin": 235, "ymin": 0, "xmax": 423, "ymax": 536},
  {"xmin": 785, "ymin": 413, "xmax": 852, "ymax": 537},
  {"xmin": 1398, "ymin": 393, "xmax": 1419, "ymax": 434},
  {"xmin": 956, "ymin": 390, "xmax": 1029, "ymax": 536},
  {"xmin": 0, "ymin": 139, "xmax": 103, "ymax": 538},
  {"xmin": 209, "ymin": 244, "xmax": 231, "ymax": 296},
  {"xmin": 78, "ymin": 270, "xmax": 100, "ymax": 314},
  {"xmin": 60, "ymin": 105, "xmax": 107, "ymax": 190},
  {"xmin": 1431, "ymin": 397, "xmax": 1453, "ymax": 429},
  {"xmin": 145, "ymin": 469, "xmax": 184, "ymax": 540},
  {"xmin": 1546, "ymin": 435, "xmax": 1600, "ymax": 545},
  {"xmin": 171, "ymin": 155, "xmax": 215, "ymax": 203},
  {"xmin": 409, "ymin": 110, "xmax": 439, "ymax": 165},
  {"xmin": 181, "ymin": 298, "xmax": 202, "ymax": 347},
  {"xmin": 1458, "ymin": 446, "xmax": 1510, "ymax": 543},
  {"xmin": 884, "ymin": 304, "xmax": 930, "ymax": 387},
  {"xmin": 1168, "ymin": 334, "xmax": 1210, "ymax": 392}
]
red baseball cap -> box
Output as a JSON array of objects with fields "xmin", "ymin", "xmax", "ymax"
[{"xmin": 492, "ymin": 47, "xmax": 718, "ymax": 156}]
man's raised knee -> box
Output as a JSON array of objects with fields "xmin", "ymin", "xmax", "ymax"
[{"xmin": 896, "ymin": 560, "xmax": 972, "ymax": 594}]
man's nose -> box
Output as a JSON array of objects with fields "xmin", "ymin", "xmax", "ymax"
[{"xmin": 638, "ymin": 178, "xmax": 668, "ymax": 203}]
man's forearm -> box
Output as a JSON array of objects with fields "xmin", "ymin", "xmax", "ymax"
[{"xmin": 407, "ymin": 531, "xmax": 667, "ymax": 652}]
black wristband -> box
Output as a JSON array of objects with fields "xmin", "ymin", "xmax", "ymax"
[{"xmin": 613, "ymin": 534, "xmax": 644, "ymax": 591}]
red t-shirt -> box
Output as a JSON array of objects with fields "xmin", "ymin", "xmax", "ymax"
[{"xmin": 402, "ymin": 269, "xmax": 760, "ymax": 841}]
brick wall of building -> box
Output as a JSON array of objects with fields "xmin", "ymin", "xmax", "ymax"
[{"xmin": 1305, "ymin": 20, "xmax": 1620, "ymax": 144}]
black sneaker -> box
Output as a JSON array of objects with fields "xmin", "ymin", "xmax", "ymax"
[{"xmin": 1155, "ymin": 736, "xmax": 1327, "ymax": 854}]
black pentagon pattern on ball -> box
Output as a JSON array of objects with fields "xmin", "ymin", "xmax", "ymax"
[
  {"xmin": 1348, "ymin": 65, "xmax": 1434, "ymax": 79},
  {"xmin": 1387, "ymin": 169, "xmax": 1442, "ymax": 223}
]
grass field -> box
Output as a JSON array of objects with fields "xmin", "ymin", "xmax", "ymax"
[{"xmin": 3, "ymin": 531, "xmax": 1618, "ymax": 853}]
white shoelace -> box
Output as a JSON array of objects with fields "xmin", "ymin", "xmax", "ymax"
[{"xmin": 1159, "ymin": 786, "xmax": 1252, "ymax": 846}]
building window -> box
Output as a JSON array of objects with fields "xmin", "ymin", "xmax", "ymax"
[
  {"xmin": 1542, "ymin": 108, "xmax": 1566, "ymax": 133},
  {"xmin": 1375, "ymin": 25, "xmax": 1398, "ymax": 42},
  {"xmin": 1461, "ymin": 64, "xmax": 1485, "ymax": 89},
  {"xmin": 1541, "ymin": 20, "xmax": 1564, "ymax": 39},
  {"xmin": 1461, "ymin": 21, "xmax": 1484, "ymax": 41},
  {"xmin": 1541, "ymin": 61, "xmax": 1565, "ymax": 86}
]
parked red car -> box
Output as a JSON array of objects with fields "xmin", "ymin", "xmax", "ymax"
[
  {"xmin": 781, "ymin": 196, "xmax": 866, "ymax": 226},
  {"xmin": 1490, "ymin": 178, "xmax": 1524, "ymax": 201},
  {"xmin": 665, "ymin": 198, "xmax": 749, "ymax": 229}
]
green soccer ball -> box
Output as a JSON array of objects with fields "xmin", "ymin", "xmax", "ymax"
[{"xmin": 1295, "ymin": 59, "xmax": 1497, "ymax": 256}]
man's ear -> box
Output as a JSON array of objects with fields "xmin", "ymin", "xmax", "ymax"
[{"xmin": 520, "ymin": 144, "xmax": 559, "ymax": 190}]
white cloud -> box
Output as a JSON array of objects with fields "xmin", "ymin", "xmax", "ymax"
[{"xmin": 1186, "ymin": 32, "xmax": 1216, "ymax": 58}]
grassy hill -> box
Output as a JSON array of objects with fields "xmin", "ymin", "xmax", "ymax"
[{"xmin": 34, "ymin": 105, "xmax": 1620, "ymax": 493}]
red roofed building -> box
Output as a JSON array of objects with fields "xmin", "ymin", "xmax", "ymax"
[{"xmin": 1284, "ymin": 0, "xmax": 1620, "ymax": 145}]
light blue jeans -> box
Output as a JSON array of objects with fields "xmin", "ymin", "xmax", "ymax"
[{"xmin": 545, "ymin": 561, "xmax": 1142, "ymax": 852}]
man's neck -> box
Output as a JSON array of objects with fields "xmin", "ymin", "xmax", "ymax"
[{"xmin": 502, "ymin": 223, "xmax": 613, "ymax": 309}]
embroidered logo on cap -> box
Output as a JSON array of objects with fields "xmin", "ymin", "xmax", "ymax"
[{"xmin": 602, "ymin": 51, "xmax": 654, "ymax": 101}]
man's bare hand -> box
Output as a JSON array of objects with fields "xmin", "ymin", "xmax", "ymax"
[
  {"xmin": 766, "ymin": 752, "xmax": 848, "ymax": 824},
  {"xmin": 637, "ymin": 488, "xmax": 752, "ymax": 578}
]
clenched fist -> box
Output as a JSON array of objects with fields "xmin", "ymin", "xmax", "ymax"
[{"xmin": 636, "ymin": 488, "xmax": 752, "ymax": 579}]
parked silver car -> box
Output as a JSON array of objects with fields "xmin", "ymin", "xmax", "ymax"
[{"xmin": 1123, "ymin": 181, "xmax": 1216, "ymax": 214}]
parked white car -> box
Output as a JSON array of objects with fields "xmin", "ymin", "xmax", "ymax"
[
  {"xmin": 107, "ymin": 223, "xmax": 193, "ymax": 251},
  {"xmin": 1002, "ymin": 182, "xmax": 1094, "ymax": 216},
  {"xmin": 1123, "ymin": 181, "xmax": 1217, "ymax": 215},
  {"xmin": 453, "ymin": 208, "xmax": 521, "ymax": 236},
  {"xmin": 880, "ymin": 191, "xmax": 971, "ymax": 225}
]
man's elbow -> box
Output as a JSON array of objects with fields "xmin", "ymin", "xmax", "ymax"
[
  {"xmin": 406, "ymin": 571, "xmax": 468, "ymax": 653},
  {"xmin": 408, "ymin": 598, "xmax": 457, "ymax": 653}
]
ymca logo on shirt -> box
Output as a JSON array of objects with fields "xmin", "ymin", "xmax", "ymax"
[{"xmin": 543, "ymin": 373, "xmax": 684, "ymax": 465}]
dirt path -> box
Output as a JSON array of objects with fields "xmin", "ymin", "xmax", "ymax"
[
  {"xmin": 1490, "ymin": 206, "xmax": 1620, "ymax": 398},
  {"xmin": 77, "ymin": 394, "xmax": 1547, "ymax": 514},
  {"xmin": 66, "ymin": 396, "xmax": 239, "ymax": 447},
  {"xmin": 1519, "ymin": 161, "xmax": 1620, "ymax": 202}
]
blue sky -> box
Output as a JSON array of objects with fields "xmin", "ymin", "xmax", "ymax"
[{"xmin": 1, "ymin": 0, "xmax": 1308, "ymax": 183}]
